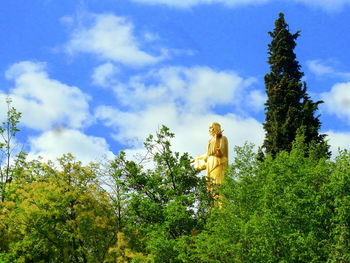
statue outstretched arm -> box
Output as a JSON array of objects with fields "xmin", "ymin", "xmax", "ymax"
[{"xmin": 192, "ymin": 153, "xmax": 207, "ymax": 171}]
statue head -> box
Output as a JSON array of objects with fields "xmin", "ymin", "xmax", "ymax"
[{"xmin": 209, "ymin": 122, "xmax": 222, "ymax": 136}]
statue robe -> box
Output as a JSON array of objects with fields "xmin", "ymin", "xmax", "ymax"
[{"xmin": 194, "ymin": 135, "xmax": 228, "ymax": 185}]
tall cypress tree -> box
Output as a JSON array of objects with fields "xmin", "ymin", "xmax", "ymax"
[{"xmin": 262, "ymin": 12, "xmax": 328, "ymax": 157}]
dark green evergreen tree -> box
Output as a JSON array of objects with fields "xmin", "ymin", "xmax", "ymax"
[{"xmin": 262, "ymin": 12, "xmax": 329, "ymax": 157}]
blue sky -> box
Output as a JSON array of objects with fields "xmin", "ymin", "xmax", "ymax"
[{"xmin": 1, "ymin": 0, "xmax": 350, "ymax": 163}]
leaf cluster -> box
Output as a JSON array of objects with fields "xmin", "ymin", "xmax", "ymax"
[
  {"xmin": 185, "ymin": 136, "xmax": 350, "ymax": 262},
  {"xmin": 108, "ymin": 125, "xmax": 211, "ymax": 262},
  {"xmin": 263, "ymin": 12, "xmax": 329, "ymax": 158}
]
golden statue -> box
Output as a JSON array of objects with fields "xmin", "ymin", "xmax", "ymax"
[{"xmin": 193, "ymin": 122, "xmax": 228, "ymax": 189}]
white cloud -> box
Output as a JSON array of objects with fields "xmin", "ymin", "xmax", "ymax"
[
  {"xmin": 247, "ymin": 89, "xmax": 266, "ymax": 112},
  {"xmin": 95, "ymin": 104, "xmax": 264, "ymax": 163},
  {"xmin": 60, "ymin": 15, "xmax": 74, "ymax": 27},
  {"xmin": 1, "ymin": 61, "xmax": 91, "ymax": 131},
  {"xmin": 0, "ymin": 97, "xmax": 8, "ymax": 122},
  {"xmin": 307, "ymin": 60, "xmax": 334, "ymax": 76},
  {"xmin": 295, "ymin": 0, "xmax": 350, "ymax": 12},
  {"xmin": 65, "ymin": 13, "xmax": 166, "ymax": 66},
  {"xmin": 144, "ymin": 32, "xmax": 159, "ymax": 42},
  {"xmin": 307, "ymin": 59, "xmax": 350, "ymax": 79},
  {"xmin": 95, "ymin": 66, "xmax": 264, "ymax": 162},
  {"xmin": 326, "ymin": 130, "xmax": 350, "ymax": 155},
  {"xmin": 132, "ymin": 0, "xmax": 269, "ymax": 8},
  {"xmin": 92, "ymin": 62, "xmax": 119, "ymax": 87},
  {"xmin": 113, "ymin": 66, "xmax": 247, "ymax": 112},
  {"xmin": 28, "ymin": 127, "xmax": 114, "ymax": 164},
  {"xmin": 132, "ymin": 0, "xmax": 350, "ymax": 11},
  {"xmin": 321, "ymin": 82, "xmax": 350, "ymax": 123}
]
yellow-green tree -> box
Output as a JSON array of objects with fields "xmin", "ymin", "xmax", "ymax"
[
  {"xmin": 1, "ymin": 154, "xmax": 118, "ymax": 262},
  {"xmin": 0, "ymin": 97, "xmax": 23, "ymax": 203},
  {"xmin": 106, "ymin": 232, "xmax": 154, "ymax": 263}
]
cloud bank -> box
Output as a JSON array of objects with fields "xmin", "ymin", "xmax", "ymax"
[
  {"xmin": 2, "ymin": 61, "xmax": 91, "ymax": 131},
  {"xmin": 0, "ymin": 61, "xmax": 113, "ymax": 164},
  {"xmin": 65, "ymin": 14, "xmax": 166, "ymax": 66},
  {"xmin": 132, "ymin": 0, "xmax": 269, "ymax": 8},
  {"xmin": 132, "ymin": 0, "xmax": 350, "ymax": 11},
  {"xmin": 296, "ymin": 0, "xmax": 350, "ymax": 12},
  {"xmin": 95, "ymin": 66, "xmax": 265, "ymax": 160},
  {"xmin": 326, "ymin": 130, "xmax": 350, "ymax": 155},
  {"xmin": 92, "ymin": 62, "xmax": 119, "ymax": 87},
  {"xmin": 28, "ymin": 128, "xmax": 114, "ymax": 164},
  {"xmin": 322, "ymin": 82, "xmax": 350, "ymax": 124},
  {"xmin": 112, "ymin": 66, "xmax": 251, "ymax": 111},
  {"xmin": 307, "ymin": 60, "xmax": 350, "ymax": 79}
]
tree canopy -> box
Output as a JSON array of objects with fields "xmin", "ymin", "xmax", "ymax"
[
  {"xmin": 1, "ymin": 13, "xmax": 349, "ymax": 263},
  {"xmin": 262, "ymin": 12, "xmax": 329, "ymax": 158}
]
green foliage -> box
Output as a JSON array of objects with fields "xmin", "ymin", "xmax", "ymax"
[
  {"xmin": 0, "ymin": 117, "xmax": 350, "ymax": 262},
  {"xmin": 0, "ymin": 96, "xmax": 23, "ymax": 202},
  {"xmin": 1, "ymin": 154, "xmax": 117, "ymax": 262},
  {"xmin": 186, "ymin": 135, "xmax": 350, "ymax": 262},
  {"xmin": 1, "ymin": 89, "xmax": 350, "ymax": 262},
  {"xmin": 262, "ymin": 12, "xmax": 329, "ymax": 158},
  {"xmin": 327, "ymin": 149, "xmax": 350, "ymax": 262},
  {"xmin": 110, "ymin": 125, "xmax": 211, "ymax": 262},
  {"xmin": 106, "ymin": 232, "xmax": 154, "ymax": 263}
]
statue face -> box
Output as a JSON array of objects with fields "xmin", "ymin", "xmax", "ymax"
[
  {"xmin": 209, "ymin": 124, "xmax": 216, "ymax": 136},
  {"xmin": 209, "ymin": 122, "xmax": 221, "ymax": 136}
]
